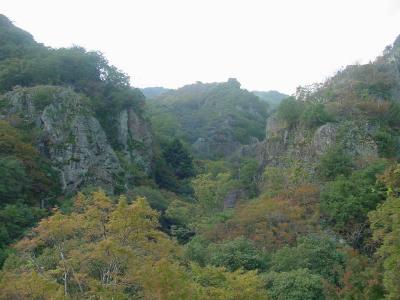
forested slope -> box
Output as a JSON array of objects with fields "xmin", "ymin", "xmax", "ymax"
[
  {"xmin": 0, "ymin": 14, "xmax": 400, "ymax": 299},
  {"xmin": 0, "ymin": 14, "xmax": 154, "ymax": 265},
  {"xmin": 252, "ymin": 90, "xmax": 288, "ymax": 108},
  {"xmin": 148, "ymin": 78, "xmax": 269, "ymax": 158}
]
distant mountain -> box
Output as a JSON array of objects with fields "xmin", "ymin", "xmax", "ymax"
[
  {"xmin": 148, "ymin": 78, "xmax": 269, "ymax": 158},
  {"xmin": 141, "ymin": 86, "xmax": 172, "ymax": 99},
  {"xmin": 252, "ymin": 90, "xmax": 288, "ymax": 108}
]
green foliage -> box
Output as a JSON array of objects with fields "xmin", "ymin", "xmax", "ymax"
[
  {"xmin": 236, "ymin": 158, "xmax": 259, "ymax": 196},
  {"xmin": 185, "ymin": 236, "xmax": 211, "ymax": 266},
  {"xmin": 373, "ymin": 128, "xmax": 397, "ymax": 158},
  {"xmin": 130, "ymin": 186, "xmax": 170, "ymax": 211},
  {"xmin": 149, "ymin": 111, "xmax": 183, "ymax": 145},
  {"xmin": 149, "ymin": 80, "xmax": 269, "ymax": 158},
  {"xmin": 369, "ymin": 164, "xmax": 400, "ymax": 299},
  {"xmin": 262, "ymin": 162, "xmax": 310, "ymax": 197},
  {"xmin": 0, "ymin": 120, "xmax": 59, "ymax": 265},
  {"xmin": 387, "ymin": 101, "xmax": 400, "ymax": 128},
  {"xmin": 154, "ymin": 139, "xmax": 195, "ymax": 195},
  {"xmin": 191, "ymin": 264, "xmax": 268, "ymax": 300},
  {"xmin": 0, "ymin": 42, "xmax": 134, "ymax": 97},
  {"xmin": 0, "ymin": 270, "xmax": 65, "ymax": 299},
  {"xmin": 318, "ymin": 145, "xmax": 353, "ymax": 180},
  {"xmin": 2, "ymin": 14, "xmax": 400, "ymax": 300},
  {"xmin": 0, "ymin": 14, "xmax": 38, "ymax": 61},
  {"xmin": 30, "ymin": 85, "xmax": 64, "ymax": 109},
  {"xmin": 265, "ymin": 268, "xmax": 324, "ymax": 300},
  {"xmin": 0, "ymin": 157, "xmax": 27, "ymax": 203},
  {"xmin": 369, "ymin": 195, "xmax": 400, "ymax": 299},
  {"xmin": 338, "ymin": 249, "xmax": 385, "ymax": 299},
  {"xmin": 320, "ymin": 161, "xmax": 387, "ymax": 246},
  {"xmin": 192, "ymin": 172, "xmax": 235, "ymax": 212},
  {"xmin": 301, "ymin": 102, "xmax": 332, "ymax": 127},
  {"xmin": 277, "ymin": 97, "xmax": 304, "ymax": 126},
  {"xmin": 163, "ymin": 138, "xmax": 195, "ymax": 179},
  {"xmin": 186, "ymin": 236, "xmax": 268, "ymax": 272},
  {"xmin": 270, "ymin": 235, "xmax": 345, "ymax": 285},
  {"xmin": 316, "ymin": 60, "xmax": 399, "ymax": 104},
  {"xmin": 0, "ymin": 120, "xmax": 60, "ymax": 203},
  {"xmin": 195, "ymin": 159, "xmax": 233, "ymax": 176},
  {"xmin": 154, "ymin": 155, "xmax": 181, "ymax": 192},
  {"xmin": 207, "ymin": 237, "xmax": 269, "ymax": 272},
  {"xmin": 0, "ymin": 203, "xmax": 46, "ymax": 265},
  {"xmin": 0, "ymin": 16, "xmax": 145, "ymax": 148},
  {"xmin": 0, "ymin": 190, "xmax": 270, "ymax": 299}
]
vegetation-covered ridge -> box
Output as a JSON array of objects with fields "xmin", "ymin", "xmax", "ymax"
[
  {"xmin": 252, "ymin": 90, "xmax": 288, "ymax": 108},
  {"xmin": 148, "ymin": 78, "xmax": 269, "ymax": 158},
  {"xmin": 0, "ymin": 14, "xmax": 155, "ymax": 267},
  {"xmin": 0, "ymin": 13, "xmax": 400, "ymax": 300}
]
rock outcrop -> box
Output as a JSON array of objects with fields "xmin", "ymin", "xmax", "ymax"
[
  {"xmin": 116, "ymin": 108, "xmax": 153, "ymax": 174},
  {"xmin": 261, "ymin": 116, "xmax": 378, "ymax": 168},
  {"xmin": 2, "ymin": 86, "xmax": 153, "ymax": 194},
  {"xmin": 223, "ymin": 189, "xmax": 245, "ymax": 209}
]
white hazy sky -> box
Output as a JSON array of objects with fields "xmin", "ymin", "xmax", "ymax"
[{"xmin": 2, "ymin": 0, "xmax": 400, "ymax": 94}]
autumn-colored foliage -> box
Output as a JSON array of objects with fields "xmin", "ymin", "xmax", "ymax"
[
  {"xmin": 0, "ymin": 190, "xmax": 269, "ymax": 299},
  {"xmin": 205, "ymin": 195, "xmax": 312, "ymax": 251}
]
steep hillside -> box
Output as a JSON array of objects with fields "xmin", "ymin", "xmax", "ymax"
[
  {"xmin": 148, "ymin": 78, "xmax": 269, "ymax": 158},
  {"xmin": 0, "ymin": 15, "xmax": 154, "ymax": 193},
  {"xmin": 1, "ymin": 13, "xmax": 400, "ymax": 300},
  {"xmin": 0, "ymin": 15, "xmax": 154, "ymax": 264},
  {"xmin": 2, "ymin": 86, "xmax": 153, "ymax": 194},
  {"xmin": 185, "ymin": 36, "xmax": 400, "ymax": 299},
  {"xmin": 239, "ymin": 35, "xmax": 400, "ymax": 253},
  {"xmin": 247, "ymin": 34, "xmax": 400, "ymax": 172}
]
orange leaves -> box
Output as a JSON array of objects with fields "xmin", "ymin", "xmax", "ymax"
[
  {"xmin": 206, "ymin": 195, "xmax": 312, "ymax": 251},
  {"xmin": 291, "ymin": 183, "xmax": 320, "ymax": 218}
]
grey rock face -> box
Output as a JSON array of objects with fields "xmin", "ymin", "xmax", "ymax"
[
  {"xmin": 263, "ymin": 115, "xmax": 378, "ymax": 168},
  {"xmin": 3, "ymin": 86, "xmax": 153, "ymax": 195},
  {"xmin": 40, "ymin": 110, "xmax": 122, "ymax": 194},
  {"xmin": 116, "ymin": 108, "xmax": 153, "ymax": 174},
  {"xmin": 265, "ymin": 115, "xmax": 287, "ymax": 139},
  {"xmin": 239, "ymin": 140, "xmax": 265, "ymax": 163},
  {"xmin": 223, "ymin": 189, "xmax": 245, "ymax": 209},
  {"xmin": 312, "ymin": 123, "xmax": 337, "ymax": 155},
  {"xmin": 338, "ymin": 121, "xmax": 378, "ymax": 158}
]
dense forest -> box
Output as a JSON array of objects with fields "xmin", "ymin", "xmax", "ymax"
[
  {"xmin": 147, "ymin": 79, "xmax": 270, "ymax": 158},
  {"xmin": 0, "ymin": 14, "xmax": 400, "ymax": 299}
]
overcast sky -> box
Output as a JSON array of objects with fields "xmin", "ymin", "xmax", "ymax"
[{"xmin": 3, "ymin": 0, "xmax": 400, "ymax": 94}]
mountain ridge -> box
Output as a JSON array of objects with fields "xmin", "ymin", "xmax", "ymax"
[{"xmin": 1, "ymin": 13, "xmax": 400, "ymax": 299}]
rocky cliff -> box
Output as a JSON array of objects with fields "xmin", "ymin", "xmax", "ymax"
[
  {"xmin": 1, "ymin": 86, "xmax": 153, "ymax": 195},
  {"xmin": 239, "ymin": 113, "xmax": 379, "ymax": 177},
  {"xmin": 263, "ymin": 117, "xmax": 378, "ymax": 167}
]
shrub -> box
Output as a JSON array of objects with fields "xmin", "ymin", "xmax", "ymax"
[
  {"xmin": 265, "ymin": 269, "xmax": 324, "ymax": 300},
  {"xmin": 277, "ymin": 97, "xmax": 304, "ymax": 126},
  {"xmin": 301, "ymin": 103, "xmax": 332, "ymax": 127},
  {"xmin": 318, "ymin": 145, "xmax": 353, "ymax": 180}
]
